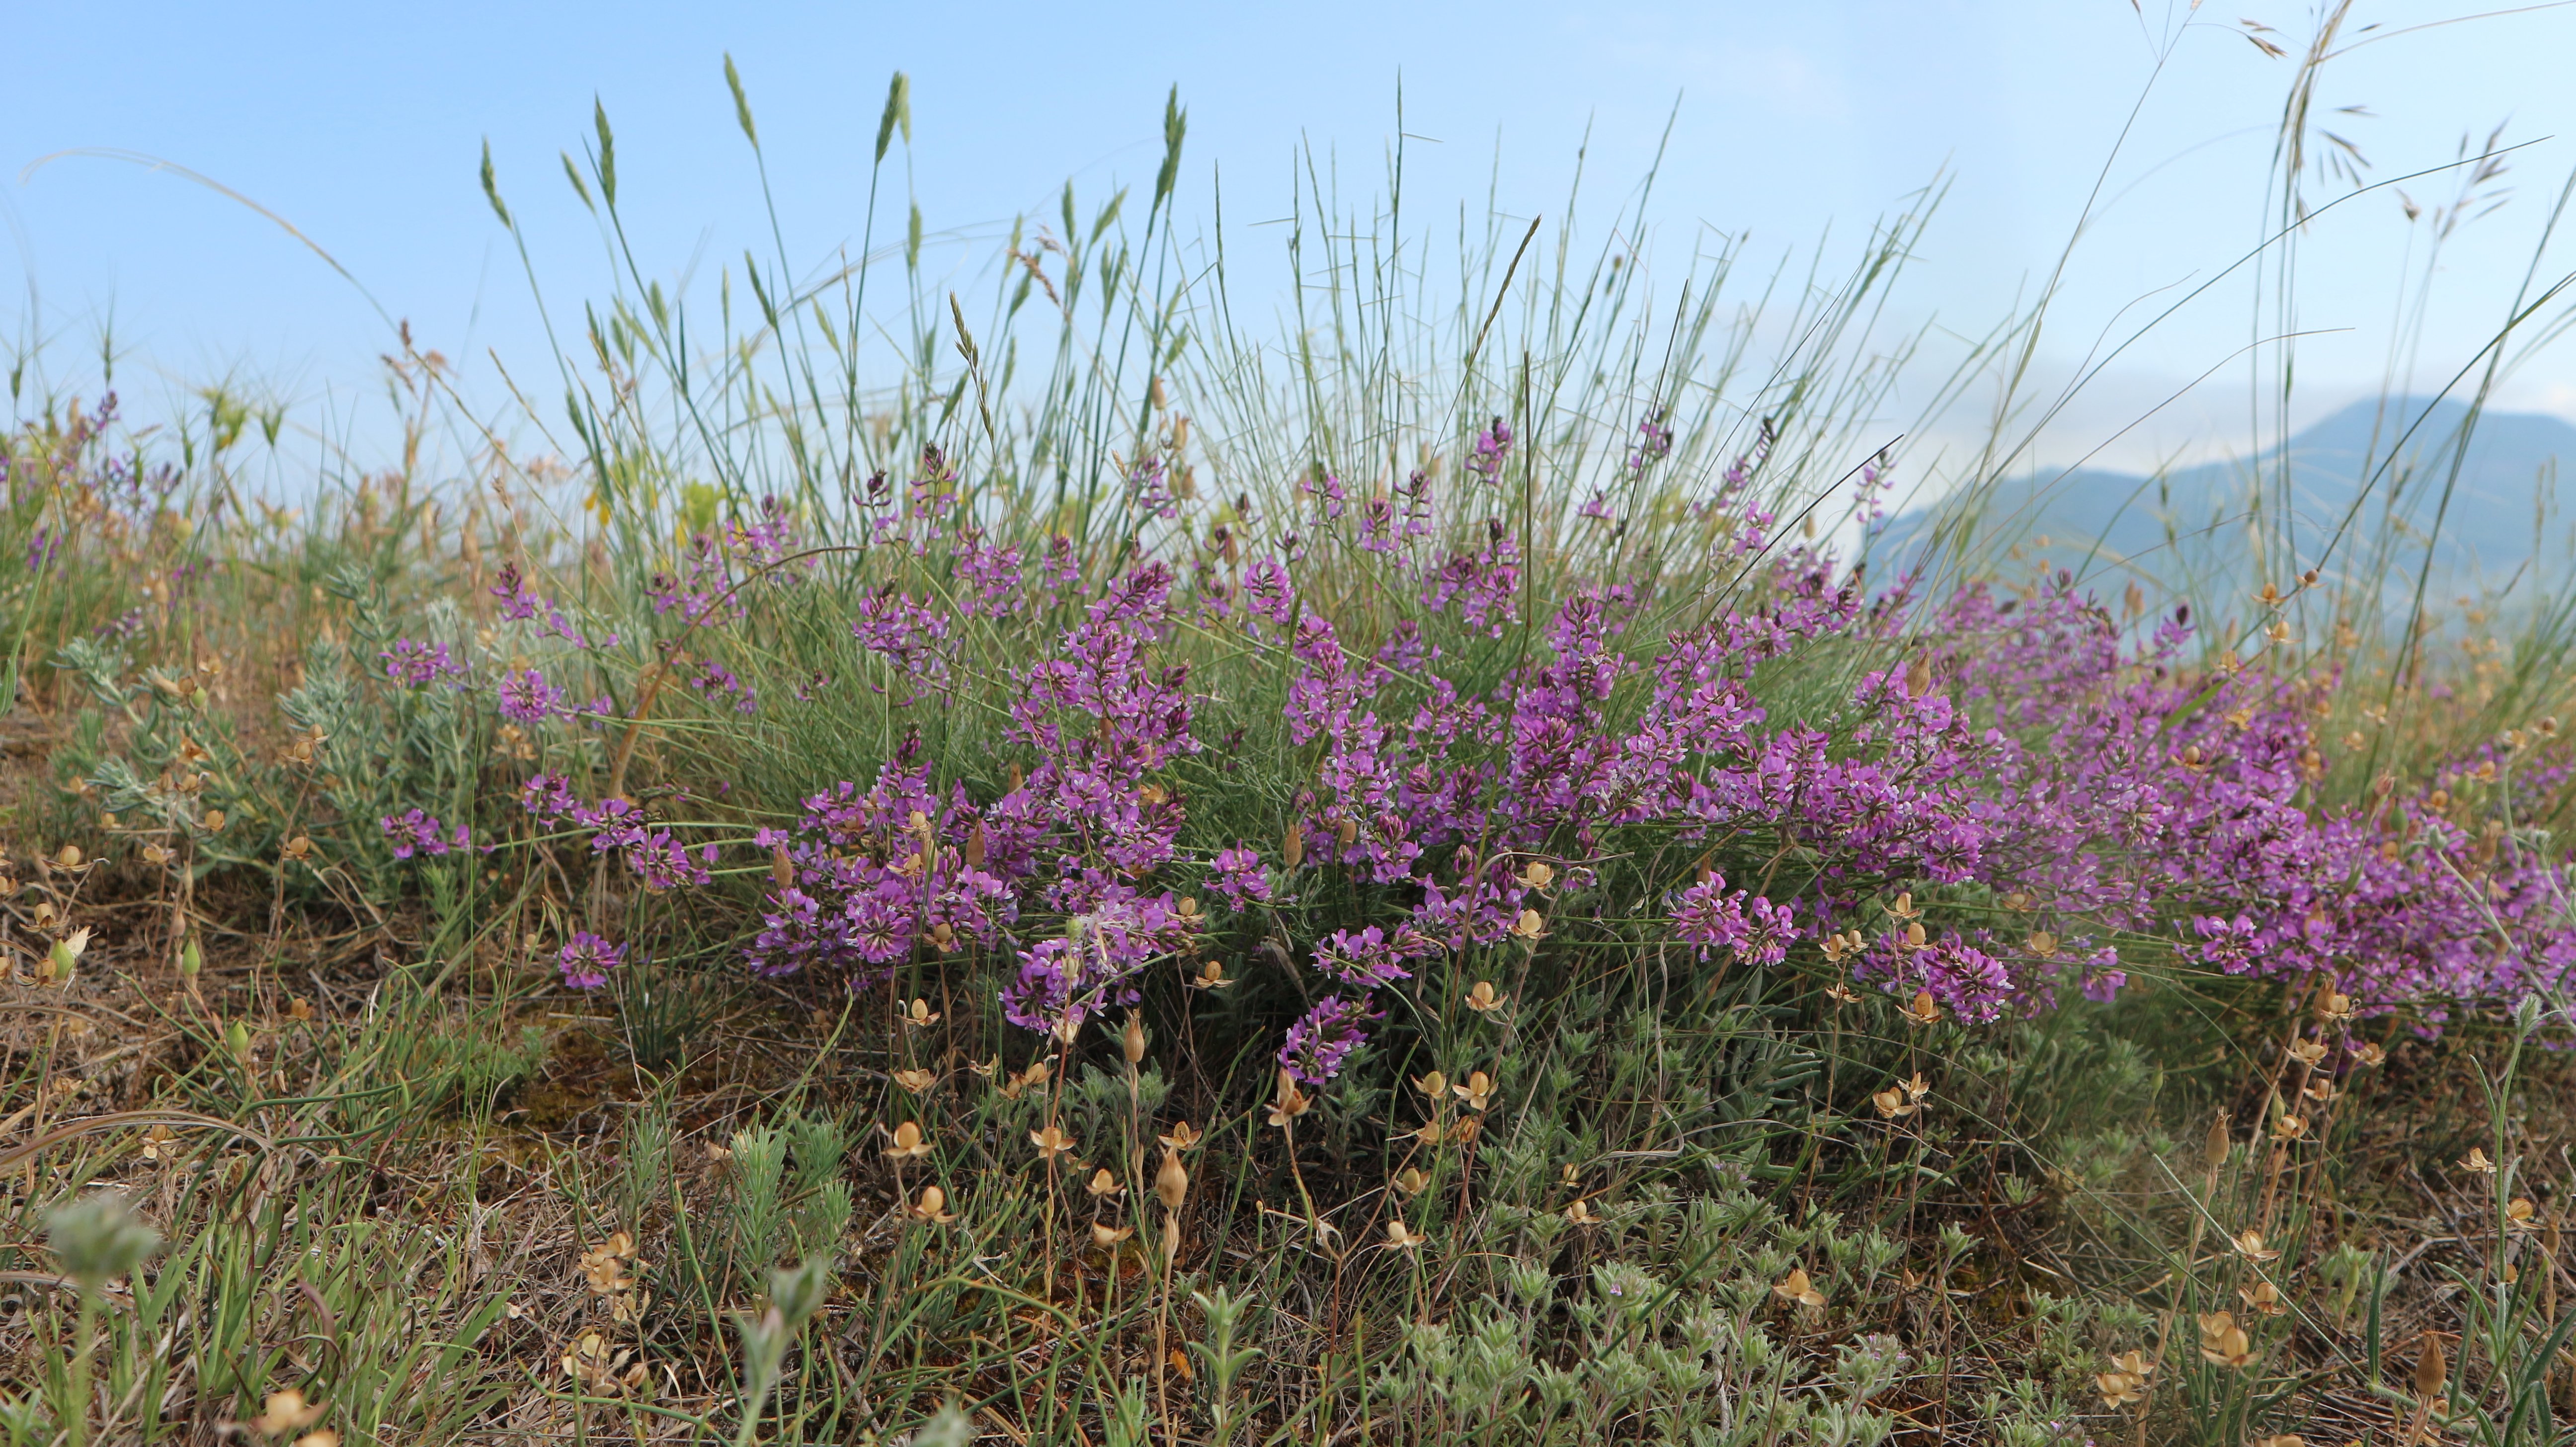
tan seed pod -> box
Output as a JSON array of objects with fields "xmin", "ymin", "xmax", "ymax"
[
  {"xmin": 2202, "ymin": 1113, "xmax": 2231, "ymax": 1173},
  {"xmin": 1155, "ymin": 1149, "xmax": 1190, "ymax": 1211},
  {"xmin": 2415, "ymin": 1333, "xmax": 2447, "ymax": 1400}
]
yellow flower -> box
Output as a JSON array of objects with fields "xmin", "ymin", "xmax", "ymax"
[
  {"xmin": 1268, "ymin": 1070, "xmax": 1311, "ymax": 1128},
  {"xmin": 1509, "ymin": 908, "xmax": 1546, "ymax": 941},
  {"xmin": 2507, "ymin": 1198, "xmax": 2539, "ymax": 1231},
  {"xmin": 1029, "ymin": 1125, "xmax": 1077, "ymax": 1160},
  {"xmin": 2459, "ymin": 1147, "xmax": 2496, "ymax": 1174},
  {"xmin": 1463, "ymin": 980, "xmax": 1505, "ymax": 1013},
  {"xmin": 1091, "ymin": 1222, "xmax": 1135, "ymax": 1248},
  {"xmin": 909, "ymin": 1186, "xmax": 956, "ymax": 1223},
  {"xmin": 1453, "ymin": 1071, "xmax": 1494, "ymax": 1113},
  {"xmin": 884, "ymin": 1121, "xmax": 933, "ymax": 1161},
  {"xmin": 2198, "ymin": 1311, "xmax": 2256, "ymax": 1368},
  {"xmin": 1888, "ymin": 891, "xmax": 1922, "ymax": 920},
  {"xmin": 2096, "ymin": 1369, "xmax": 2146, "ymax": 1408},
  {"xmin": 901, "ymin": 998, "xmax": 941, "ymax": 1029},
  {"xmin": 561, "ymin": 1329, "xmax": 641, "ymax": 1391},
  {"xmin": 2241, "ymin": 1280, "xmax": 2287, "ymax": 1317},
  {"xmin": 1772, "ymin": 1268, "xmax": 1825, "ymax": 1308},
  {"xmin": 1520, "ymin": 860, "xmax": 1555, "ymax": 890},
  {"xmin": 1384, "ymin": 1219, "xmax": 1426, "ymax": 1251},
  {"xmin": 1157, "ymin": 1121, "xmax": 1202, "ymax": 1153},
  {"xmin": 2356, "ymin": 1042, "xmax": 2387, "ymax": 1067},
  {"xmin": 1187, "ymin": 959, "xmax": 1235, "ymax": 990},
  {"xmin": 1412, "ymin": 1070, "xmax": 1449, "ymax": 1101},
  {"xmin": 1902, "ymin": 990, "xmax": 1942, "ymax": 1027},
  {"xmin": 2288, "ymin": 1038, "xmax": 2329, "ymax": 1067},
  {"xmin": 1086, "ymin": 1167, "xmax": 1125, "ymax": 1199},
  {"xmin": 253, "ymin": 1387, "xmax": 327, "ymax": 1435},
  {"xmin": 892, "ymin": 1068, "xmax": 938, "ymax": 1095},
  {"xmin": 1392, "ymin": 1168, "xmax": 1431, "ymax": 1198},
  {"xmin": 297, "ymin": 1432, "xmax": 342, "ymax": 1447},
  {"xmin": 1871, "ymin": 1087, "xmax": 1917, "ymax": 1120},
  {"xmin": 2233, "ymin": 1230, "xmax": 2280, "ymax": 1263},
  {"xmin": 578, "ymin": 1234, "xmax": 637, "ymax": 1294},
  {"xmin": 1563, "ymin": 1199, "xmax": 1600, "ymax": 1226}
]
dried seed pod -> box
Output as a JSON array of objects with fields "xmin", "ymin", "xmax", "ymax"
[
  {"xmin": 1155, "ymin": 1149, "xmax": 1190, "ymax": 1210},
  {"xmin": 2415, "ymin": 1333, "xmax": 2447, "ymax": 1400}
]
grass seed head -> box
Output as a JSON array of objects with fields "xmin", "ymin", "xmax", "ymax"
[{"xmin": 47, "ymin": 1193, "xmax": 161, "ymax": 1290}]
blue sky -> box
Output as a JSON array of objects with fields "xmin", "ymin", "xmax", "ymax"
[{"xmin": 8, "ymin": 1, "xmax": 2576, "ymax": 480}]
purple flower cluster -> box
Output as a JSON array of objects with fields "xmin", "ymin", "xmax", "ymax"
[
  {"xmin": 409, "ymin": 421, "xmax": 2576, "ymax": 1087},
  {"xmin": 497, "ymin": 667, "xmax": 567, "ymax": 723},
  {"xmin": 558, "ymin": 932, "xmax": 625, "ymax": 989},
  {"xmin": 381, "ymin": 807, "xmax": 472, "ymax": 859},
  {"xmin": 1280, "ymin": 995, "xmax": 1377, "ymax": 1086},
  {"xmin": 742, "ymin": 752, "xmax": 1015, "ymax": 987},
  {"xmin": 381, "ymin": 639, "xmax": 463, "ymax": 688}
]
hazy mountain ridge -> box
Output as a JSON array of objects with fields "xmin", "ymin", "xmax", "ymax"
[{"xmin": 1871, "ymin": 397, "xmax": 2576, "ymax": 596}]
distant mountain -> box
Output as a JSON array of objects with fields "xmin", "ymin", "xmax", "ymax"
[{"xmin": 1870, "ymin": 397, "xmax": 2576, "ymax": 601}]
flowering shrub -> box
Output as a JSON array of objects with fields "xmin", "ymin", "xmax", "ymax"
[{"xmin": 447, "ymin": 443, "xmax": 2576, "ymax": 1087}]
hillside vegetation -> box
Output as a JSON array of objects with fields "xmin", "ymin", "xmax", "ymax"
[{"xmin": 6, "ymin": 45, "xmax": 2576, "ymax": 1447}]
